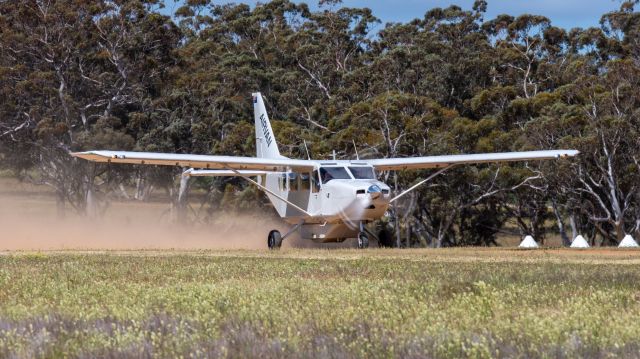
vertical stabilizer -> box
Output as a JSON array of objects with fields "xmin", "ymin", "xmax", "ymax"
[{"xmin": 253, "ymin": 92, "xmax": 281, "ymax": 159}]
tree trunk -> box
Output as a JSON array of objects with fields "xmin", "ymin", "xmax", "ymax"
[
  {"xmin": 614, "ymin": 220, "xmax": 625, "ymax": 244},
  {"xmin": 393, "ymin": 208, "xmax": 402, "ymax": 248},
  {"xmin": 135, "ymin": 173, "xmax": 145, "ymax": 200},
  {"xmin": 393, "ymin": 173, "xmax": 401, "ymax": 248},
  {"xmin": 436, "ymin": 218, "xmax": 447, "ymax": 248},
  {"xmin": 405, "ymin": 219, "xmax": 411, "ymax": 248},
  {"xmin": 552, "ymin": 199, "xmax": 570, "ymax": 246},
  {"xmin": 401, "ymin": 192, "xmax": 417, "ymax": 248},
  {"xmin": 86, "ymin": 187, "xmax": 97, "ymax": 218},
  {"xmin": 134, "ymin": 172, "xmax": 153, "ymax": 201},
  {"xmin": 84, "ymin": 174, "xmax": 98, "ymax": 218},
  {"xmin": 569, "ymin": 214, "xmax": 577, "ymax": 242},
  {"xmin": 118, "ymin": 183, "xmax": 131, "ymax": 200}
]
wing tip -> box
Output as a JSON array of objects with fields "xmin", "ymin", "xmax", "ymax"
[
  {"xmin": 70, "ymin": 150, "xmax": 115, "ymax": 161},
  {"xmin": 70, "ymin": 151, "xmax": 91, "ymax": 158},
  {"xmin": 559, "ymin": 149, "xmax": 580, "ymax": 158}
]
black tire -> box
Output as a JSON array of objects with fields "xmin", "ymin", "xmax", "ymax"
[
  {"xmin": 378, "ymin": 229, "xmax": 394, "ymax": 248},
  {"xmin": 268, "ymin": 230, "xmax": 282, "ymax": 250},
  {"xmin": 357, "ymin": 232, "xmax": 369, "ymax": 249}
]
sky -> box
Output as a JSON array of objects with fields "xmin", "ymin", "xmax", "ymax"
[{"xmin": 162, "ymin": 0, "xmax": 623, "ymax": 30}]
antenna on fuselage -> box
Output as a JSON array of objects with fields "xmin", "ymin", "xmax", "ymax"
[
  {"xmin": 332, "ymin": 149, "xmax": 336, "ymax": 160},
  {"xmin": 352, "ymin": 139, "xmax": 359, "ymax": 160},
  {"xmin": 303, "ymin": 139, "xmax": 311, "ymax": 160}
]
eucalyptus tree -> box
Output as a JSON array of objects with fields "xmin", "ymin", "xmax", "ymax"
[{"xmin": 0, "ymin": 0, "xmax": 181, "ymax": 216}]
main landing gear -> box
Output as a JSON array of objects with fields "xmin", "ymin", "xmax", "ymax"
[
  {"xmin": 357, "ymin": 221, "xmax": 369, "ymax": 249},
  {"xmin": 267, "ymin": 222, "xmax": 371, "ymax": 249},
  {"xmin": 357, "ymin": 232, "xmax": 369, "ymax": 249},
  {"xmin": 267, "ymin": 230, "xmax": 282, "ymax": 250},
  {"xmin": 267, "ymin": 221, "xmax": 304, "ymax": 250}
]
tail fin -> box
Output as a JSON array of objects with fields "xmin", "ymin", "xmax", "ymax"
[{"xmin": 253, "ymin": 92, "xmax": 281, "ymax": 159}]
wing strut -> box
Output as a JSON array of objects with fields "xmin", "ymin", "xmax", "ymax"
[
  {"xmin": 222, "ymin": 165, "xmax": 314, "ymax": 217},
  {"xmin": 389, "ymin": 165, "xmax": 456, "ymax": 203}
]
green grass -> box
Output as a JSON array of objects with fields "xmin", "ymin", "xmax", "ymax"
[{"xmin": 1, "ymin": 249, "xmax": 640, "ymax": 358}]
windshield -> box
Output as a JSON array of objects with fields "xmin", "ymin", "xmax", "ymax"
[
  {"xmin": 348, "ymin": 166, "xmax": 375, "ymax": 179},
  {"xmin": 319, "ymin": 167, "xmax": 351, "ymax": 183}
]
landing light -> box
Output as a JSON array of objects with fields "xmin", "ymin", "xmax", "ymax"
[{"xmin": 367, "ymin": 185, "xmax": 382, "ymax": 199}]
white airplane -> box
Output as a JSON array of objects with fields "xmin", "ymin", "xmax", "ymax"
[{"xmin": 72, "ymin": 92, "xmax": 579, "ymax": 249}]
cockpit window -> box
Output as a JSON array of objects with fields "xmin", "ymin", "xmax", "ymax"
[
  {"xmin": 348, "ymin": 166, "xmax": 375, "ymax": 179},
  {"xmin": 319, "ymin": 167, "xmax": 351, "ymax": 183}
]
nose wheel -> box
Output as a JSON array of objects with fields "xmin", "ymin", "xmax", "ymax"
[
  {"xmin": 357, "ymin": 232, "xmax": 369, "ymax": 249},
  {"xmin": 268, "ymin": 230, "xmax": 282, "ymax": 250}
]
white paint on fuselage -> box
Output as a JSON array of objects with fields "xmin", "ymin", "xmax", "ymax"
[
  {"xmin": 320, "ymin": 179, "xmax": 390, "ymax": 222},
  {"xmin": 263, "ymin": 164, "xmax": 391, "ymax": 240}
]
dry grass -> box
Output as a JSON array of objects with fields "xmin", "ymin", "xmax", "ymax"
[{"xmin": 0, "ymin": 249, "xmax": 640, "ymax": 358}]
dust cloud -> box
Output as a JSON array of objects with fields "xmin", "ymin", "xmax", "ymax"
[
  {"xmin": 0, "ymin": 214, "xmax": 286, "ymax": 251},
  {"xmin": 0, "ymin": 178, "xmax": 365, "ymax": 250},
  {"xmin": 0, "ymin": 179, "xmax": 291, "ymax": 250}
]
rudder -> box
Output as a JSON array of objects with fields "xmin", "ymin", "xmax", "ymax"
[{"xmin": 253, "ymin": 92, "xmax": 281, "ymax": 159}]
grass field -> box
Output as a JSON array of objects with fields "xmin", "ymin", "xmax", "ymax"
[
  {"xmin": 1, "ymin": 249, "xmax": 640, "ymax": 358},
  {"xmin": 1, "ymin": 178, "xmax": 638, "ymax": 357}
]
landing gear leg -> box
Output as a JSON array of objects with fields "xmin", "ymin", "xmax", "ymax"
[
  {"xmin": 268, "ymin": 230, "xmax": 282, "ymax": 250},
  {"xmin": 357, "ymin": 232, "xmax": 369, "ymax": 249},
  {"xmin": 357, "ymin": 222, "xmax": 369, "ymax": 249},
  {"xmin": 267, "ymin": 221, "xmax": 303, "ymax": 250}
]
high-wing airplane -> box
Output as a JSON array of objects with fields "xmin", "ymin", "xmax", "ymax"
[{"xmin": 72, "ymin": 93, "xmax": 579, "ymax": 249}]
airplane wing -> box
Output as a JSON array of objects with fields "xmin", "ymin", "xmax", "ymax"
[
  {"xmin": 71, "ymin": 150, "xmax": 316, "ymax": 172},
  {"xmin": 183, "ymin": 169, "xmax": 269, "ymax": 177},
  {"xmin": 368, "ymin": 150, "xmax": 579, "ymax": 171}
]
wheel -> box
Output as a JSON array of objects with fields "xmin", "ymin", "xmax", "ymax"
[
  {"xmin": 357, "ymin": 232, "xmax": 369, "ymax": 249},
  {"xmin": 268, "ymin": 230, "xmax": 282, "ymax": 250},
  {"xmin": 378, "ymin": 229, "xmax": 394, "ymax": 248}
]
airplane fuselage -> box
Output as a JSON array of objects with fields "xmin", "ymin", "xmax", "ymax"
[{"xmin": 264, "ymin": 163, "xmax": 391, "ymax": 242}]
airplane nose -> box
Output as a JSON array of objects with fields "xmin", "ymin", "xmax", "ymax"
[{"xmin": 367, "ymin": 185, "xmax": 382, "ymax": 199}]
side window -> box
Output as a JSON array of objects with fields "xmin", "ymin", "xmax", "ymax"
[
  {"xmin": 279, "ymin": 173, "xmax": 288, "ymax": 191},
  {"xmin": 311, "ymin": 171, "xmax": 321, "ymax": 193},
  {"xmin": 319, "ymin": 167, "xmax": 328, "ymax": 183},
  {"xmin": 300, "ymin": 173, "xmax": 310, "ymax": 191},
  {"xmin": 288, "ymin": 173, "xmax": 298, "ymax": 191}
]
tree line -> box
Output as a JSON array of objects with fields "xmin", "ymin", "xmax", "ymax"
[{"xmin": 1, "ymin": 0, "xmax": 640, "ymax": 247}]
